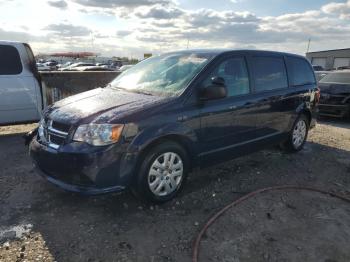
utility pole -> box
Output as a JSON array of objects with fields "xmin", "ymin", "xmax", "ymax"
[
  {"xmin": 306, "ymin": 38, "xmax": 311, "ymax": 53},
  {"xmin": 91, "ymin": 32, "xmax": 95, "ymax": 51}
]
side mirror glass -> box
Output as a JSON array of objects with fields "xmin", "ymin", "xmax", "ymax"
[
  {"xmin": 199, "ymin": 76, "xmax": 227, "ymax": 101},
  {"xmin": 211, "ymin": 76, "xmax": 225, "ymax": 86}
]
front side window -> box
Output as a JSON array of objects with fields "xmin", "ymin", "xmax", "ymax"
[
  {"xmin": 0, "ymin": 44, "xmax": 23, "ymax": 75},
  {"xmin": 110, "ymin": 52, "xmax": 214, "ymax": 97},
  {"xmin": 202, "ymin": 57, "xmax": 250, "ymax": 97},
  {"xmin": 252, "ymin": 56, "xmax": 288, "ymax": 92},
  {"xmin": 286, "ymin": 56, "xmax": 315, "ymax": 86}
]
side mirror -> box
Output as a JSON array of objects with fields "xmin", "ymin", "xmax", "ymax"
[
  {"xmin": 199, "ymin": 76, "xmax": 227, "ymax": 101},
  {"xmin": 211, "ymin": 76, "xmax": 225, "ymax": 86}
]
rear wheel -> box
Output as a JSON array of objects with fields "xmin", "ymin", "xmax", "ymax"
[
  {"xmin": 282, "ymin": 114, "xmax": 309, "ymax": 152},
  {"xmin": 132, "ymin": 141, "xmax": 189, "ymax": 203}
]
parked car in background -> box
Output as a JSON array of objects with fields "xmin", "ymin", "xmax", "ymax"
[
  {"xmin": 80, "ymin": 66, "xmax": 116, "ymax": 71},
  {"xmin": 0, "ymin": 41, "xmax": 42, "ymax": 124},
  {"xmin": 36, "ymin": 62, "xmax": 51, "ymax": 71},
  {"xmin": 75, "ymin": 66, "xmax": 116, "ymax": 71},
  {"xmin": 313, "ymin": 65, "xmax": 324, "ymax": 71},
  {"xmin": 118, "ymin": 64, "xmax": 133, "ymax": 72},
  {"xmin": 60, "ymin": 62, "xmax": 96, "ymax": 71},
  {"xmin": 315, "ymin": 71, "xmax": 330, "ymax": 82},
  {"xmin": 61, "ymin": 65, "xmax": 115, "ymax": 72},
  {"xmin": 318, "ymin": 70, "xmax": 350, "ymax": 118},
  {"xmin": 57, "ymin": 61, "xmax": 73, "ymax": 69},
  {"xmin": 46, "ymin": 60, "xmax": 58, "ymax": 66},
  {"xmin": 109, "ymin": 61, "xmax": 122, "ymax": 70},
  {"xmin": 36, "ymin": 61, "xmax": 59, "ymax": 71},
  {"xmin": 95, "ymin": 63, "xmax": 109, "ymax": 68},
  {"xmin": 336, "ymin": 66, "xmax": 350, "ymax": 70},
  {"xmin": 45, "ymin": 61, "xmax": 58, "ymax": 70},
  {"xmin": 29, "ymin": 49, "xmax": 319, "ymax": 203}
]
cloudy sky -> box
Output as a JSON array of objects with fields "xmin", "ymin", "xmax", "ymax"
[{"xmin": 0, "ymin": 0, "xmax": 349, "ymax": 58}]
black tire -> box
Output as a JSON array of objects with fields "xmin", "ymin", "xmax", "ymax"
[
  {"xmin": 282, "ymin": 114, "xmax": 309, "ymax": 153},
  {"xmin": 131, "ymin": 141, "xmax": 189, "ymax": 203}
]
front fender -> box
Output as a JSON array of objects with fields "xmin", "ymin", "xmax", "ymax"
[
  {"xmin": 120, "ymin": 121, "xmax": 199, "ymax": 181},
  {"xmin": 128, "ymin": 121, "xmax": 199, "ymax": 154}
]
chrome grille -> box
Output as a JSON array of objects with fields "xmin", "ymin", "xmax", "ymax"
[
  {"xmin": 51, "ymin": 121, "xmax": 71, "ymax": 133},
  {"xmin": 39, "ymin": 119, "xmax": 70, "ymax": 149}
]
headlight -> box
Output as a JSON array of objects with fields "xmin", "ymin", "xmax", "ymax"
[{"xmin": 73, "ymin": 124, "xmax": 124, "ymax": 146}]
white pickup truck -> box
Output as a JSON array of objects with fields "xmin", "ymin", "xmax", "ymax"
[{"xmin": 0, "ymin": 41, "xmax": 42, "ymax": 125}]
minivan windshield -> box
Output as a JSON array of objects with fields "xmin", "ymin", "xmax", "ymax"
[
  {"xmin": 109, "ymin": 52, "xmax": 213, "ymax": 97},
  {"xmin": 319, "ymin": 72, "xmax": 350, "ymax": 84}
]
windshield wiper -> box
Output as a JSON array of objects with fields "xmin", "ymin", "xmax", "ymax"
[
  {"xmin": 130, "ymin": 90, "xmax": 153, "ymax": 96},
  {"xmin": 109, "ymin": 85, "xmax": 126, "ymax": 91},
  {"xmin": 109, "ymin": 85, "xmax": 153, "ymax": 96}
]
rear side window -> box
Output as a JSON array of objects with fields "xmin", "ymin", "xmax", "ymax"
[
  {"xmin": 24, "ymin": 44, "xmax": 35, "ymax": 66},
  {"xmin": 252, "ymin": 56, "xmax": 288, "ymax": 92},
  {"xmin": 0, "ymin": 44, "xmax": 23, "ymax": 75},
  {"xmin": 286, "ymin": 56, "xmax": 315, "ymax": 86}
]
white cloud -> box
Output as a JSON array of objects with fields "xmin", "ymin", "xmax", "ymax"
[
  {"xmin": 133, "ymin": 4, "xmax": 184, "ymax": 19},
  {"xmin": 322, "ymin": 0, "xmax": 350, "ymax": 19},
  {"xmin": 1, "ymin": 0, "xmax": 350, "ymax": 58},
  {"xmin": 116, "ymin": 30, "xmax": 132, "ymax": 37},
  {"xmin": 70, "ymin": 0, "xmax": 171, "ymax": 8},
  {"xmin": 44, "ymin": 23, "xmax": 92, "ymax": 37},
  {"xmin": 47, "ymin": 0, "xmax": 68, "ymax": 9}
]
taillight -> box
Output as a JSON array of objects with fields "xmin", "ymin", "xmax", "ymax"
[{"xmin": 315, "ymin": 87, "xmax": 321, "ymax": 103}]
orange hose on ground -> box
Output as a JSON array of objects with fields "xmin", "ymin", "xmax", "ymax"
[{"xmin": 192, "ymin": 185, "xmax": 350, "ymax": 262}]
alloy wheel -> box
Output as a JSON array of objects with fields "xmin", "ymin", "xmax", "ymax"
[
  {"xmin": 148, "ymin": 152, "xmax": 184, "ymax": 197},
  {"xmin": 292, "ymin": 119, "xmax": 307, "ymax": 148}
]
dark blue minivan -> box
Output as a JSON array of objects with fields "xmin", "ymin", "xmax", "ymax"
[{"xmin": 30, "ymin": 49, "xmax": 319, "ymax": 202}]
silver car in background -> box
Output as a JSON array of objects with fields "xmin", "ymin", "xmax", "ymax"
[{"xmin": 0, "ymin": 41, "xmax": 42, "ymax": 124}]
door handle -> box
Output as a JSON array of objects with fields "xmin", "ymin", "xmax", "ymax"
[{"xmin": 229, "ymin": 105, "xmax": 237, "ymax": 110}]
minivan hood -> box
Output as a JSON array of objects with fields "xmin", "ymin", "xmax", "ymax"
[
  {"xmin": 318, "ymin": 82, "xmax": 350, "ymax": 94},
  {"xmin": 46, "ymin": 88, "xmax": 166, "ymax": 124}
]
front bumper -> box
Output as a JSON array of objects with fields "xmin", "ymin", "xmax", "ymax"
[{"xmin": 29, "ymin": 137, "xmax": 136, "ymax": 195}]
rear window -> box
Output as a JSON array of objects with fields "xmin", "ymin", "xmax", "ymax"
[
  {"xmin": 319, "ymin": 72, "xmax": 350, "ymax": 84},
  {"xmin": 252, "ymin": 56, "xmax": 288, "ymax": 92},
  {"xmin": 0, "ymin": 44, "xmax": 23, "ymax": 75},
  {"xmin": 286, "ymin": 57, "xmax": 315, "ymax": 86}
]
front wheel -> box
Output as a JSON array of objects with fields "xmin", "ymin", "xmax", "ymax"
[
  {"xmin": 282, "ymin": 115, "xmax": 309, "ymax": 152},
  {"xmin": 132, "ymin": 141, "xmax": 189, "ymax": 203}
]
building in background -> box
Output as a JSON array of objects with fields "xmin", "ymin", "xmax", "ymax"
[{"xmin": 306, "ymin": 48, "xmax": 350, "ymax": 70}]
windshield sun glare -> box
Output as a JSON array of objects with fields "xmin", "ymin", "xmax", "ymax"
[{"xmin": 110, "ymin": 53, "xmax": 212, "ymax": 97}]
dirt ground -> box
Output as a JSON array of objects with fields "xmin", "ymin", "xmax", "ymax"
[
  {"xmin": 0, "ymin": 119, "xmax": 349, "ymax": 262},
  {"xmin": 199, "ymin": 189, "xmax": 350, "ymax": 262}
]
